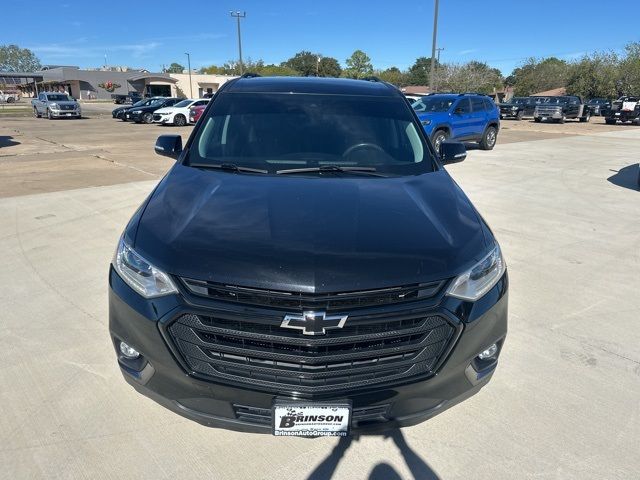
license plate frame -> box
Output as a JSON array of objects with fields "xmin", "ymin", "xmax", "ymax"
[{"xmin": 272, "ymin": 400, "xmax": 352, "ymax": 437}]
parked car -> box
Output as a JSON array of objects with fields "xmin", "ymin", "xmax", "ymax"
[
  {"xmin": 0, "ymin": 90, "xmax": 20, "ymax": 103},
  {"xmin": 153, "ymin": 98, "xmax": 210, "ymax": 126},
  {"xmin": 533, "ymin": 96, "xmax": 591, "ymax": 123},
  {"xmin": 109, "ymin": 76, "xmax": 508, "ymax": 437},
  {"xmin": 413, "ymin": 93, "xmax": 500, "ymax": 151},
  {"xmin": 404, "ymin": 93, "xmax": 428, "ymax": 103},
  {"xmin": 112, "ymin": 97, "xmax": 163, "ymax": 120},
  {"xmin": 188, "ymin": 103, "xmax": 207, "ymax": 124},
  {"xmin": 604, "ymin": 96, "xmax": 640, "ymax": 125},
  {"xmin": 112, "ymin": 91, "xmax": 143, "ymax": 105},
  {"xmin": 31, "ymin": 92, "xmax": 81, "ymax": 119},
  {"xmin": 586, "ymin": 97, "xmax": 611, "ymax": 116},
  {"xmin": 499, "ymin": 97, "xmax": 539, "ymax": 120},
  {"xmin": 124, "ymin": 97, "xmax": 181, "ymax": 124}
]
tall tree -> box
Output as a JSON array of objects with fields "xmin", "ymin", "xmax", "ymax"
[
  {"xmin": 566, "ymin": 52, "xmax": 620, "ymax": 99},
  {"xmin": 318, "ymin": 57, "xmax": 342, "ymax": 77},
  {"xmin": 283, "ymin": 51, "xmax": 321, "ymax": 76},
  {"xmin": 342, "ymin": 50, "xmax": 373, "ymax": 79},
  {"xmin": 617, "ymin": 42, "xmax": 640, "ymax": 96},
  {"xmin": 166, "ymin": 62, "xmax": 185, "ymax": 73},
  {"xmin": 437, "ymin": 61, "xmax": 503, "ymax": 94},
  {"xmin": 510, "ymin": 57, "xmax": 569, "ymax": 96},
  {"xmin": 0, "ymin": 44, "xmax": 41, "ymax": 72},
  {"xmin": 377, "ymin": 67, "xmax": 406, "ymax": 86},
  {"xmin": 407, "ymin": 57, "xmax": 433, "ymax": 86}
]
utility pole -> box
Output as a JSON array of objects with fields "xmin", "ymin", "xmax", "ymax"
[
  {"xmin": 434, "ymin": 47, "xmax": 444, "ymax": 92},
  {"xmin": 230, "ymin": 11, "xmax": 246, "ymax": 75},
  {"xmin": 429, "ymin": 0, "xmax": 440, "ymax": 92},
  {"xmin": 184, "ymin": 52, "xmax": 193, "ymax": 98}
]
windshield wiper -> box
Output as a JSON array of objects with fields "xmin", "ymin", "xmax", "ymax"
[
  {"xmin": 190, "ymin": 162, "xmax": 268, "ymax": 174},
  {"xmin": 276, "ymin": 165, "xmax": 386, "ymax": 177}
]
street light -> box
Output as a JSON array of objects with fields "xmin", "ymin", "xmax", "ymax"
[
  {"xmin": 429, "ymin": 0, "xmax": 440, "ymax": 92},
  {"xmin": 230, "ymin": 11, "xmax": 246, "ymax": 75},
  {"xmin": 184, "ymin": 52, "xmax": 193, "ymax": 98}
]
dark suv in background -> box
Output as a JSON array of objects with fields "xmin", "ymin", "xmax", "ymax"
[
  {"xmin": 109, "ymin": 76, "xmax": 508, "ymax": 437},
  {"xmin": 412, "ymin": 93, "xmax": 500, "ymax": 151}
]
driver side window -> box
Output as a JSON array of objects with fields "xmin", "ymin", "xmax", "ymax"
[{"xmin": 455, "ymin": 98, "xmax": 471, "ymax": 114}]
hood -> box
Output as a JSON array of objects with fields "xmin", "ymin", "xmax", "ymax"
[
  {"xmin": 53, "ymin": 101, "xmax": 78, "ymax": 106},
  {"xmin": 132, "ymin": 164, "xmax": 489, "ymax": 293},
  {"xmin": 416, "ymin": 111, "xmax": 450, "ymax": 123},
  {"xmin": 154, "ymin": 107, "xmax": 174, "ymax": 114}
]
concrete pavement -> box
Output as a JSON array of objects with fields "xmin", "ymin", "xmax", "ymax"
[{"xmin": 0, "ymin": 115, "xmax": 638, "ymax": 479}]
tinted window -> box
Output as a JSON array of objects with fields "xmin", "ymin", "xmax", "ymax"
[
  {"xmin": 483, "ymin": 98, "xmax": 494, "ymax": 111},
  {"xmin": 174, "ymin": 100, "xmax": 193, "ymax": 108},
  {"xmin": 194, "ymin": 100, "xmax": 209, "ymax": 106},
  {"xmin": 455, "ymin": 98, "xmax": 471, "ymax": 114},
  {"xmin": 46, "ymin": 94, "xmax": 70, "ymax": 101},
  {"xmin": 189, "ymin": 93, "xmax": 434, "ymax": 176},
  {"xmin": 471, "ymin": 97, "xmax": 485, "ymax": 112}
]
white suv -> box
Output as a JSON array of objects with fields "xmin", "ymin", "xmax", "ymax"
[{"xmin": 153, "ymin": 98, "xmax": 210, "ymax": 126}]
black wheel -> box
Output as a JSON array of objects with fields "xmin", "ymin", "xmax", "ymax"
[
  {"xmin": 47, "ymin": 109, "xmax": 53, "ymax": 120},
  {"xmin": 605, "ymin": 118, "xmax": 616, "ymax": 125},
  {"xmin": 431, "ymin": 130, "xmax": 449, "ymax": 154},
  {"xmin": 579, "ymin": 113, "xmax": 590, "ymax": 123},
  {"xmin": 479, "ymin": 126, "xmax": 498, "ymax": 150},
  {"xmin": 6, "ymin": 96, "xmax": 15, "ymax": 103},
  {"xmin": 142, "ymin": 112, "xmax": 153, "ymax": 124},
  {"xmin": 33, "ymin": 107, "xmax": 41, "ymax": 118},
  {"xmin": 558, "ymin": 114, "xmax": 566, "ymax": 124},
  {"xmin": 534, "ymin": 117, "xmax": 541, "ymax": 123},
  {"xmin": 516, "ymin": 110, "xmax": 524, "ymax": 121},
  {"xmin": 174, "ymin": 114, "xmax": 186, "ymax": 126}
]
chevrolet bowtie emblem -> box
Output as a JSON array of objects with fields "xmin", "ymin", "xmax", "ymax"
[{"xmin": 281, "ymin": 311, "xmax": 348, "ymax": 336}]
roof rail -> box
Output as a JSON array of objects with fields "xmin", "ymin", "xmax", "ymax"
[
  {"xmin": 361, "ymin": 76, "xmax": 382, "ymax": 83},
  {"xmin": 240, "ymin": 72, "xmax": 261, "ymax": 78}
]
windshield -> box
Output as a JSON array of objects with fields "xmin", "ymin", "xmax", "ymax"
[
  {"xmin": 150, "ymin": 98, "xmax": 166, "ymax": 106},
  {"xmin": 546, "ymin": 97, "xmax": 569, "ymax": 104},
  {"xmin": 46, "ymin": 94, "xmax": 71, "ymax": 101},
  {"xmin": 174, "ymin": 99, "xmax": 193, "ymax": 108},
  {"xmin": 510, "ymin": 97, "xmax": 527, "ymax": 104},
  {"xmin": 188, "ymin": 92, "xmax": 434, "ymax": 176},
  {"xmin": 412, "ymin": 96, "xmax": 455, "ymax": 113},
  {"xmin": 588, "ymin": 98, "xmax": 605, "ymax": 104}
]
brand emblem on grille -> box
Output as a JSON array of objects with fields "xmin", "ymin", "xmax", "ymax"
[{"xmin": 281, "ymin": 311, "xmax": 348, "ymax": 336}]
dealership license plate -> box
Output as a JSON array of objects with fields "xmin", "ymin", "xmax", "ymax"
[
  {"xmin": 65, "ymin": 113, "xmax": 72, "ymax": 116},
  {"xmin": 273, "ymin": 402, "xmax": 351, "ymax": 437}
]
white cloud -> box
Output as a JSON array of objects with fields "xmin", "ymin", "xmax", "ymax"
[
  {"xmin": 30, "ymin": 42, "xmax": 162, "ymax": 59},
  {"xmin": 458, "ymin": 49, "xmax": 478, "ymax": 55}
]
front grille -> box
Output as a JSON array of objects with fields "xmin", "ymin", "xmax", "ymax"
[
  {"xmin": 180, "ymin": 278, "xmax": 446, "ymax": 311},
  {"xmin": 153, "ymin": 114, "xmax": 162, "ymax": 121},
  {"xmin": 167, "ymin": 311, "xmax": 457, "ymax": 394},
  {"xmin": 233, "ymin": 404, "xmax": 391, "ymax": 428},
  {"xmin": 536, "ymin": 106, "xmax": 561, "ymax": 115},
  {"xmin": 60, "ymin": 104, "xmax": 75, "ymax": 110}
]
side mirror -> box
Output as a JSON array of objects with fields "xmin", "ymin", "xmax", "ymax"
[
  {"xmin": 155, "ymin": 135, "xmax": 182, "ymax": 159},
  {"xmin": 440, "ymin": 141, "xmax": 467, "ymax": 165}
]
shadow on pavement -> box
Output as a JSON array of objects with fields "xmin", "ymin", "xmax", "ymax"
[
  {"xmin": 306, "ymin": 429, "xmax": 440, "ymax": 480},
  {"xmin": 0, "ymin": 135, "xmax": 20, "ymax": 149},
  {"xmin": 607, "ymin": 163, "xmax": 640, "ymax": 191}
]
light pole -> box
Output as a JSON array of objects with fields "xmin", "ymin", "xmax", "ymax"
[
  {"xmin": 184, "ymin": 52, "xmax": 193, "ymax": 98},
  {"xmin": 230, "ymin": 11, "xmax": 246, "ymax": 75},
  {"xmin": 434, "ymin": 47, "xmax": 444, "ymax": 92},
  {"xmin": 429, "ymin": 0, "xmax": 440, "ymax": 92}
]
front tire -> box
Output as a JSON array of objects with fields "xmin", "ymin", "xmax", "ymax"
[
  {"xmin": 431, "ymin": 130, "xmax": 449, "ymax": 154},
  {"xmin": 479, "ymin": 126, "xmax": 498, "ymax": 150},
  {"xmin": 534, "ymin": 117, "xmax": 541, "ymax": 123},
  {"xmin": 579, "ymin": 113, "xmax": 591, "ymax": 123},
  {"xmin": 605, "ymin": 118, "xmax": 616, "ymax": 125},
  {"xmin": 47, "ymin": 109, "xmax": 53, "ymax": 120},
  {"xmin": 174, "ymin": 114, "xmax": 186, "ymax": 127},
  {"xmin": 33, "ymin": 107, "xmax": 41, "ymax": 118},
  {"xmin": 142, "ymin": 112, "xmax": 153, "ymax": 124},
  {"xmin": 557, "ymin": 114, "xmax": 566, "ymax": 124},
  {"xmin": 516, "ymin": 110, "xmax": 524, "ymax": 121}
]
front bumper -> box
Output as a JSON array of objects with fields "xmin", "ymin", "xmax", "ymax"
[
  {"xmin": 109, "ymin": 267, "xmax": 508, "ymax": 434},
  {"xmin": 50, "ymin": 109, "xmax": 81, "ymax": 118},
  {"xmin": 534, "ymin": 109, "xmax": 563, "ymax": 119},
  {"xmin": 126, "ymin": 112, "xmax": 144, "ymax": 122}
]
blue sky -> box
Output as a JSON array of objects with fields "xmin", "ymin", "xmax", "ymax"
[{"xmin": 5, "ymin": 0, "xmax": 639, "ymax": 75}]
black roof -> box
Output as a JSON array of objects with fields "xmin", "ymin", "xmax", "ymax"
[{"xmin": 224, "ymin": 76, "xmax": 399, "ymax": 97}]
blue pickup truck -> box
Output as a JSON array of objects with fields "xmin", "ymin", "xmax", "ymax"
[{"xmin": 412, "ymin": 93, "xmax": 500, "ymax": 151}]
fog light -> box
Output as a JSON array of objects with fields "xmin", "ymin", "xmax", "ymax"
[
  {"xmin": 478, "ymin": 343, "xmax": 498, "ymax": 360},
  {"xmin": 119, "ymin": 341, "xmax": 140, "ymax": 359}
]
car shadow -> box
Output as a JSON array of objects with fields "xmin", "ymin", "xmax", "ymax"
[
  {"xmin": 0, "ymin": 135, "xmax": 20, "ymax": 148},
  {"xmin": 306, "ymin": 429, "xmax": 440, "ymax": 480},
  {"xmin": 607, "ymin": 163, "xmax": 640, "ymax": 191}
]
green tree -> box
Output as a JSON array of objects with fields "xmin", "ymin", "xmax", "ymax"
[
  {"xmin": 377, "ymin": 67, "xmax": 406, "ymax": 86},
  {"xmin": 258, "ymin": 64, "xmax": 299, "ymax": 76},
  {"xmin": 318, "ymin": 57, "xmax": 342, "ymax": 77},
  {"xmin": 407, "ymin": 57, "xmax": 433, "ymax": 86},
  {"xmin": 0, "ymin": 44, "xmax": 41, "ymax": 72},
  {"xmin": 510, "ymin": 57, "xmax": 569, "ymax": 96},
  {"xmin": 166, "ymin": 62, "xmax": 185, "ymax": 73},
  {"xmin": 438, "ymin": 61, "xmax": 504, "ymax": 94},
  {"xmin": 283, "ymin": 51, "xmax": 321, "ymax": 76},
  {"xmin": 342, "ymin": 50, "xmax": 373, "ymax": 79},
  {"xmin": 566, "ymin": 52, "xmax": 620, "ymax": 99},
  {"xmin": 617, "ymin": 42, "xmax": 640, "ymax": 95}
]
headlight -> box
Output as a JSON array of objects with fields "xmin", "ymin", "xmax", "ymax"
[
  {"xmin": 446, "ymin": 244, "xmax": 506, "ymax": 301},
  {"xmin": 421, "ymin": 119, "xmax": 431, "ymax": 126},
  {"xmin": 511, "ymin": 106, "xmax": 518, "ymax": 110},
  {"xmin": 113, "ymin": 238, "xmax": 177, "ymax": 298},
  {"xmin": 50, "ymin": 103, "xmax": 59, "ymax": 109},
  {"xmin": 132, "ymin": 110, "xmax": 142, "ymax": 114}
]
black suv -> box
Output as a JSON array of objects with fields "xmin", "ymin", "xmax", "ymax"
[
  {"xmin": 109, "ymin": 76, "xmax": 508, "ymax": 437},
  {"xmin": 499, "ymin": 97, "xmax": 539, "ymax": 120}
]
